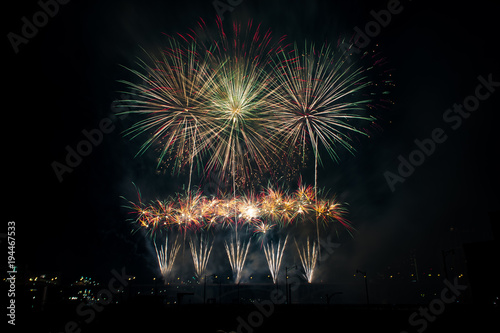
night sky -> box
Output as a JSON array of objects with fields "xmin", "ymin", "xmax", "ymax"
[{"xmin": 5, "ymin": 0, "xmax": 500, "ymax": 297}]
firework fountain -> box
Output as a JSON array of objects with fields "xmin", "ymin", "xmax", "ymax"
[
  {"xmin": 189, "ymin": 233, "xmax": 214, "ymax": 279},
  {"xmin": 295, "ymin": 237, "xmax": 319, "ymax": 283},
  {"xmin": 154, "ymin": 235, "xmax": 181, "ymax": 283},
  {"xmin": 225, "ymin": 237, "xmax": 251, "ymax": 284},
  {"xmin": 263, "ymin": 236, "xmax": 288, "ymax": 284}
]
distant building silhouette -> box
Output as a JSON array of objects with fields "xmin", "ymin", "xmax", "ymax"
[{"xmin": 463, "ymin": 211, "xmax": 499, "ymax": 305}]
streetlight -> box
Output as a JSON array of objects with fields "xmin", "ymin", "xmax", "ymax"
[
  {"xmin": 356, "ymin": 269, "xmax": 369, "ymax": 306},
  {"xmin": 204, "ymin": 274, "xmax": 216, "ymax": 304},
  {"xmin": 285, "ymin": 265, "xmax": 297, "ymax": 304},
  {"xmin": 326, "ymin": 292, "xmax": 343, "ymax": 305}
]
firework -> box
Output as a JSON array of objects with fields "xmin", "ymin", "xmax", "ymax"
[
  {"xmin": 225, "ymin": 237, "xmax": 251, "ymax": 284},
  {"xmin": 118, "ymin": 36, "xmax": 219, "ymax": 195},
  {"xmin": 295, "ymin": 237, "xmax": 318, "ymax": 283},
  {"xmin": 173, "ymin": 191, "xmax": 205, "ymax": 231},
  {"xmin": 189, "ymin": 233, "xmax": 214, "ymax": 279},
  {"xmin": 123, "ymin": 182, "xmax": 350, "ymax": 234},
  {"xmin": 263, "ymin": 236, "xmax": 288, "ymax": 284},
  {"xmin": 117, "ymin": 19, "xmax": 387, "ymax": 285},
  {"xmin": 314, "ymin": 196, "xmax": 354, "ymax": 236},
  {"xmin": 190, "ymin": 18, "xmax": 286, "ymax": 185},
  {"xmin": 154, "ymin": 235, "xmax": 181, "ymax": 283},
  {"xmin": 251, "ymin": 221, "xmax": 275, "ymax": 235},
  {"xmin": 271, "ymin": 41, "xmax": 376, "ymax": 256},
  {"xmin": 121, "ymin": 185, "xmax": 175, "ymax": 236},
  {"xmin": 123, "ymin": 182, "xmax": 351, "ymax": 284},
  {"xmin": 271, "ymin": 41, "xmax": 375, "ymax": 164},
  {"xmin": 259, "ymin": 186, "xmax": 289, "ymax": 225}
]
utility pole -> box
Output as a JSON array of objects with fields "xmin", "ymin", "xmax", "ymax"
[
  {"xmin": 356, "ymin": 269, "xmax": 369, "ymax": 306},
  {"xmin": 203, "ymin": 275, "xmax": 207, "ymax": 304},
  {"xmin": 218, "ymin": 277, "xmax": 222, "ymax": 304},
  {"xmin": 285, "ymin": 265, "xmax": 296, "ymax": 304},
  {"xmin": 413, "ymin": 256, "xmax": 419, "ymax": 282},
  {"xmin": 326, "ymin": 292, "xmax": 343, "ymax": 305},
  {"xmin": 442, "ymin": 249, "xmax": 455, "ymax": 281},
  {"xmin": 237, "ymin": 282, "xmax": 240, "ymax": 304},
  {"xmin": 204, "ymin": 274, "xmax": 216, "ymax": 304}
]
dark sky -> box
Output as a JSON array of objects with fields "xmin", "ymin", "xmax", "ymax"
[{"xmin": 5, "ymin": 0, "xmax": 500, "ymax": 292}]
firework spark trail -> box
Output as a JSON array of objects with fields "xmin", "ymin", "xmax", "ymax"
[
  {"xmin": 263, "ymin": 236, "xmax": 288, "ymax": 284},
  {"xmin": 189, "ymin": 233, "xmax": 214, "ymax": 279},
  {"xmin": 295, "ymin": 237, "xmax": 318, "ymax": 283},
  {"xmin": 154, "ymin": 235, "xmax": 181, "ymax": 284},
  {"xmin": 225, "ymin": 237, "xmax": 251, "ymax": 284}
]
